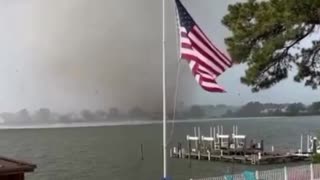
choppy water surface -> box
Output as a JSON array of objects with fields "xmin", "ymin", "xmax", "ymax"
[{"xmin": 0, "ymin": 116, "xmax": 319, "ymax": 180}]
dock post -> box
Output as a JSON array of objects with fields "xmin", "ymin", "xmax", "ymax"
[
  {"xmin": 140, "ymin": 144, "xmax": 144, "ymax": 160},
  {"xmin": 311, "ymin": 163, "xmax": 314, "ymax": 180},
  {"xmin": 194, "ymin": 127, "xmax": 198, "ymax": 150},
  {"xmin": 178, "ymin": 142, "xmax": 182, "ymax": 158},
  {"xmin": 232, "ymin": 125, "xmax": 235, "ymax": 135},
  {"xmin": 188, "ymin": 140, "xmax": 191, "ymax": 168},
  {"xmin": 198, "ymin": 127, "xmax": 201, "ymax": 151},
  {"xmin": 198, "ymin": 151, "xmax": 200, "ymax": 160},
  {"xmin": 301, "ymin": 134, "xmax": 303, "ymax": 154},
  {"xmin": 213, "ymin": 127, "xmax": 216, "ymax": 150},
  {"xmin": 284, "ymin": 166, "xmax": 288, "ymax": 180},
  {"xmin": 182, "ymin": 148, "xmax": 186, "ymax": 158},
  {"xmin": 272, "ymin": 145, "xmax": 274, "ymax": 153},
  {"xmin": 228, "ymin": 137, "xmax": 231, "ymax": 150},
  {"xmin": 235, "ymin": 125, "xmax": 238, "ymax": 147},
  {"xmin": 260, "ymin": 140, "xmax": 264, "ymax": 152},
  {"xmin": 208, "ymin": 150, "xmax": 211, "ymax": 161},
  {"xmin": 313, "ymin": 137, "xmax": 317, "ymax": 154},
  {"xmin": 236, "ymin": 125, "xmax": 238, "ymax": 135},
  {"xmin": 307, "ymin": 135, "xmax": 310, "ymax": 153},
  {"xmin": 243, "ymin": 138, "xmax": 247, "ymax": 155},
  {"xmin": 221, "ymin": 125, "xmax": 223, "ymax": 135}
]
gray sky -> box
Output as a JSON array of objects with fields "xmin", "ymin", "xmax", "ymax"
[{"xmin": 0, "ymin": 0, "xmax": 319, "ymax": 113}]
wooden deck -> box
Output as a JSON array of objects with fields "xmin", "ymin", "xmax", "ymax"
[{"xmin": 0, "ymin": 156, "xmax": 36, "ymax": 180}]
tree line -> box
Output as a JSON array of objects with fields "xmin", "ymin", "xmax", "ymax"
[
  {"xmin": 0, "ymin": 101, "xmax": 319, "ymax": 124},
  {"xmin": 223, "ymin": 102, "xmax": 320, "ymax": 118}
]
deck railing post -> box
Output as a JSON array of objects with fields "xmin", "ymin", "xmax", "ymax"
[
  {"xmin": 284, "ymin": 166, "xmax": 288, "ymax": 180},
  {"xmin": 311, "ymin": 163, "xmax": 314, "ymax": 180}
]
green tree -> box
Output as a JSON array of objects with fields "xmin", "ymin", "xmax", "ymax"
[
  {"xmin": 189, "ymin": 105, "xmax": 205, "ymax": 118},
  {"xmin": 222, "ymin": 0, "xmax": 320, "ymax": 91},
  {"xmin": 17, "ymin": 109, "xmax": 31, "ymax": 122},
  {"xmin": 128, "ymin": 107, "xmax": 146, "ymax": 118},
  {"xmin": 33, "ymin": 108, "xmax": 51, "ymax": 121},
  {"xmin": 286, "ymin": 103, "xmax": 306, "ymax": 115},
  {"xmin": 309, "ymin": 101, "xmax": 320, "ymax": 113},
  {"xmin": 236, "ymin": 102, "xmax": 264, "ymax": 117},
  {"xmin": 81, "ymin": 110, "xmax": 96, "ymax": 121},
  {"xmin": 108, "ymin": 107, "xmax": 120, "ymax": 118}
]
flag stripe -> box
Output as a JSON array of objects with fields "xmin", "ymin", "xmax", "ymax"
[
  {"xmin": 181, "ymin": 49, "xmax": 222, "ymax": 76},
  {"xmin": 188, "ymin": 32, "xmax": 228, "ymax": 71},
  {"xmin": 191, "ymin": 27, "xmax": 231, "ymax": 68},
  {"xmin": 198, "ymin": 65, "xmax": 216, "ymax": 78},
  {"xmin": 198, "ymin": 72, "xmax": 215, "ymax": 81},
  {"xmin": 181, "ymin": 32, "xmax": 188, "ymax": 38},
  {"xmin": 181, "ymin": 43, "xmax": 193, "ymax": 49},
  {"xmin": 181, "ymin": 54, "xmax": 220, "ymax": 77},
  {"xmin": 193, "ymin": 26, "xmax": 232, "ymax": 66},
  {"xmin": 182, "ymin": 48, "xmax": 223, "ymax": 74},
  {"xmin": 201, "ymin": 81, "xmax": 225, "ymax": 90}
]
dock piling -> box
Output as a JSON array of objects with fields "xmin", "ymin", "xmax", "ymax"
[
  {"xmin": 182, "ymin": 148, "xmax": 186, "ymax": 158},
  {"xmin": 235, "ymin": 125, "xmax": 238, "ymax": 146},
  {"xmin": 311, "ymin": 164, "xmax": 314, "ymax": 180},
  {"xmin": 284, "ymin": 166, "xmax": 288, "ymax": 180},
  {"xmin": 140, "ymin": 144, "xmax": 144, "ymax": 160},
  {"xmin": 307, "ymin": 135, "xmax": 310, "ymax": 153},
  {"xmin": 193, "ymin": 127, "xmax": 197, "ymax": 149},
  {"xmin": 301, "ymin": 134, "xmax": 303, "ymax": 154},
  {"xmin": 313, "ymin": 137, "xmax": 317, "ymax": 154},
  {"xmin": 188, "ymin": 139, "xmax": 191, "ymax": 168},
  {"xmin": 221, "ymin": 126, "xmax": 223, "ymax": 135}
]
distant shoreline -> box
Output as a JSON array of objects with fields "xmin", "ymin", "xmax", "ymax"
[{"xmin": 0, "ymin": 115, "xmax": 319, "ymax": 130}]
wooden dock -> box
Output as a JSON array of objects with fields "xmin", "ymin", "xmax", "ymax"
[
  {"xmin": 171, "ymin": 151, "xmax": 311, "ymax": 164},
  {"xmin": 170, "ymin": 125, "xmax": 315, "ymax": 165}
]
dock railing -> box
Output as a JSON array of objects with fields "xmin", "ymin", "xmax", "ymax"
[{"xmin": 190, "ymin": 164, "xmax": 320, "ymax": 180}]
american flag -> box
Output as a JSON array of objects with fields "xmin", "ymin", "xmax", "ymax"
[{"xmin": 175, "ymin": 0, "xmax": 232, "ymax": 92}]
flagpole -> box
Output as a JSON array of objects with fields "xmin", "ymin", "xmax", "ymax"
[{"xmin": 162, "ymin": 0, "xmax": 167, "ymax": 179}]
